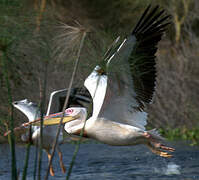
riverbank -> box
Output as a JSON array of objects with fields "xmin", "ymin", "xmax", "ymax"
[{"xmin": 159, "ymin": 126, "xmax": 199, "ymax": 146}]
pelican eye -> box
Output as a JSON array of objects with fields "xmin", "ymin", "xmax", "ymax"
[
  {"xmin": 21, "ymin": 99, "xmax": 29, "ymax": 103},
  {"xmin": 96, "ymin": 68, "xmax": 106, "ymax": 75}
]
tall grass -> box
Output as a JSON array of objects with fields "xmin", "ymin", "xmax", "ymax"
[
  {"xmin": 33, "ymin": 139, "xmax": 39, "ymax": 180},
  {"xmin": 22, "ymin": 127, "xmax": 32, "ymax": 180},
  {"xmin": 1, "ymin": 45, "xmax": 17, "ymax": 179},
  {"xmin": 45, "ymin": 23, "xmax": 87, "ymax": 180},
  {"xmin": 65, "ymin": 31, "xmax": 87, "ymax": 180},
  {"xmin": 66, "ymin": 111, "xmax": 87, "ymax": 180},
  {"xmin": 0, "ymin": 2, "xmax": 37, "ymax": 179},
  {"xmin": 1, "ymin": 0, "xmax": 199, "ymax": 179},
  {"xmin": 38, "ymin": 62, "xmax": 48, "ymax": 179}
]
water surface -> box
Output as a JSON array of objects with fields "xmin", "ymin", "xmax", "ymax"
[{"xmin": 0, "ymin": 141, "xmax": 198, "ymax": 180}]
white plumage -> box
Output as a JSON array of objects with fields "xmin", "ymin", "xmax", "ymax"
[
  {"xmin": 64, "ymin": 5, "xmax": 175, "ymax": 157},
  {"xmin": 12, "ymin": 87, "xmax": 90, "ymax": 176},
  {"xmin": 12, "ymin": 98, "xmax": 65, "ymax": 176}
]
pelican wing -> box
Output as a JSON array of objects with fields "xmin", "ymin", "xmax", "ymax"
[
  {"xmin": 84, "ymin": 66, "xmax": 108, "ymax": 118},
  {"xmin": 98, "ymin": 5, "xmax": 170, "ymax": 129},
  {"xmin": 46, "ymin": 87, "xmax": 92, "ymax": 116}
]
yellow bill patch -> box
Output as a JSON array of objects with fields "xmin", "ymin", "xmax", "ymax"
[{"xmin": 32, "ymin": 115, "xmax": 79, "ymax": 126}]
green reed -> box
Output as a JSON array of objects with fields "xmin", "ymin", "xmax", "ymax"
[
  {"xmin": 44, "ymin": 26, "xmax": 87, "ymax": 180},
  {"xmin": 22, "ymin": 127, "xmax": 32, "ymax": 180},
  {"xmin": 1, "ymin": 46, "xmax": 17, "ymax": 179},
  {"xmin": 38, "ymin": 62, "xmax": 48, "ymax": 180},
  {"xmin": 159, "ymin": 126, "xmax": 199, "ymax": 146}
]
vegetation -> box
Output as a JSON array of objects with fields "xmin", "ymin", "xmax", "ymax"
[
  {"xmin": 1, "ymin": 0, "xmax": 199, "ymax": 179},
  {"xmin": 160, "ymin": 126, "xmax": 199, "ymax": 146}
]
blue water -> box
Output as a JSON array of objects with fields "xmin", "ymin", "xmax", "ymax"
[{"xmin": 0, "ymin": 141, "xmax": 199, "ymax": 180}]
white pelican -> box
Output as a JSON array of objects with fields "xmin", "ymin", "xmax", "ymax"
[
  {"xmin": 12, "ymin": 88, "xmax": 88, "ymax": 176},
  {"xmin": 64, "ymin": 5, "xmax": 175, "ymax": 157}
]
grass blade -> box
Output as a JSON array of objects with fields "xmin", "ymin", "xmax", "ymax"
[
  {"xmin": 44, "ymin": 28, "xmax": 87, "ymax": 180},
  {"xmin": 33, "ymin": 139, "xmax": 39, "ymax": 180},
  {"xmin": 21, "ymin": 127, "xmax": 32, "ymax": 180},
  {"xmin": 38, "ymin": 62, "xmax": 48, "ymax": 180},
  {"xmin": 1, "ymin": 49, "xmax": 18, "ymax": 180},
  {"xmin": 66, "ymin": 116, "xmax": 86, "ymax": 180}
]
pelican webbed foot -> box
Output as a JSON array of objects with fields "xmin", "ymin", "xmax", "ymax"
[
  {"xmin": 147, "ymin": 143, "xmax": 173, "ymax": 158},
  {"xmin": 144, "ymin": 132, "xmax": 175, "ymax": 158}
]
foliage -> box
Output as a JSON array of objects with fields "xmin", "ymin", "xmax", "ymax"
[
  {"xmin": 1, "ymin": 0, "xmax": 199, "ymax": 179},
  {"xmin": 1, "ymin": 0, "xmax": 198, "ymax": 130},
  {"xmin": 159, "ymin": 126, "xmax": 199, "ymax": 146}
]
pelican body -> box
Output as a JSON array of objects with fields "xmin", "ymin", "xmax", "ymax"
[
  {"xmin": 64, "ymin": 5, "xmax": 175, "ymax": 157},
  {"xmin": 12, "ymin": 99, "xmax": 65, "ymax": 176},
  {"xmin": 12, "ymin": 87, "xmax": 89, "ymax": 176}
]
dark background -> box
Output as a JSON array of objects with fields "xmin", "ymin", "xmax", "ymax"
[{"xmin": 1, "ymin": 0, "xmax": 199, "ymax": 142}]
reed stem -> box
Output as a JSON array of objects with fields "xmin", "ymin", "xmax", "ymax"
[
  {"xmin": 44, "ymin": 31, "xmax": 87, "ymax": 180},
  {"xmin": 1, "ymin": 50, "xmax": 18, "ymax": 179},
  {"xmin": 33, "ymin": 139, "xmax": 39, "ymax": 180},
  {"xmin": 22, "ymin": 126, "xmax": 32, "ymax": 180},
  {"xmin": 38, "ymin": 62, "xmax": 48, "ymax": 180},
  {"xmin": 65, "ymin": 114, "xmax": 87, "ymax": 180}
]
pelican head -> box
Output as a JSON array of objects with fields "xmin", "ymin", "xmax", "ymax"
[{"xmin": 12, "ymin": 99, "xmax": 40, "ymax": 121}]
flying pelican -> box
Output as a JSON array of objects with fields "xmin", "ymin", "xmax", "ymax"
[
  {"xmin": 12, "ymin": 87, "xmax": 89, "ymax": 176},
  {"xmin": 64, "ymin": 5, "xmax": 175, "ymax": 157}
]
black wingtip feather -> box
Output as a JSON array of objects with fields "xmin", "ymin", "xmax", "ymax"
[
  {"xmin": 132, "ymin": 5, "xmax": 170, "ymax": 36},
  {"xmin": 129, "ymin": 5, "xmax": 170, "ymax": 105},
  {"xmin": 138, "ymin": 9, "xmax": 165, "ymax": 34},
  {"xmin": 132, "ymin": 4, "xmax": 151, "ymax": 34}
]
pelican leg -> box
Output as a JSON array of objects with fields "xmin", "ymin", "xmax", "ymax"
[
  {"xmin": 146, "ymin": 143, "xmax": 173, "ymax": 158},
  {"xmin": 56, "ymin": 146, "xmax": 66, "ymax": 174},
  {"xmin": 157, "ymin": 144, "xmax": 175, "ymax": 152},
  {"xmin": 144, "ymin": 132, "xmax": 175, "ymax": 158},
  {"xmin": 47, "ymin": 151, "xmax": 55, "ymax": 176}
]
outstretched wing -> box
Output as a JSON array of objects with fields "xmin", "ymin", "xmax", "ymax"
[
  {"xmin": 46, "ymin": 87, "xmax": 93, "ymax": 116},
  {"xmin": 98, "ymin": 5, "xmax": 170, "ymax": 130}
]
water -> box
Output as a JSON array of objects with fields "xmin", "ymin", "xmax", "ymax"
[{"xmin": 0, "ymin": 141, "xmax": 199, "ymax": 180}]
